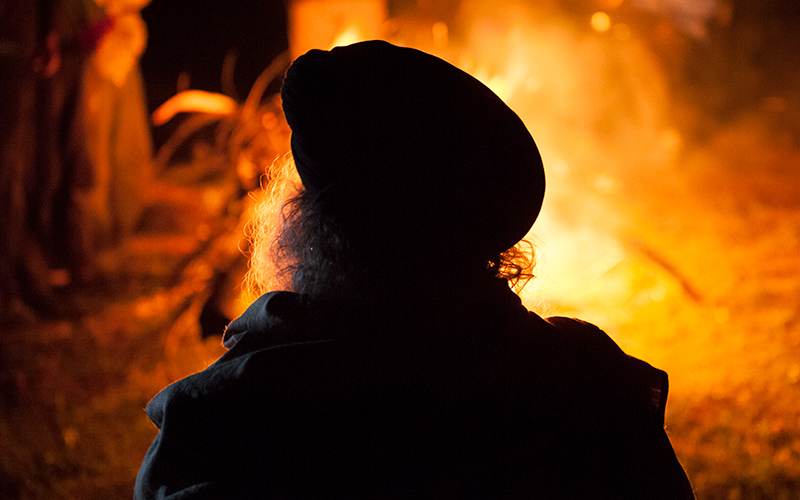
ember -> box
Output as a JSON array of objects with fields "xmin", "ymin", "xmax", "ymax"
[{"xmin": 1, "ymin": 0, "xmax": 799, "ymax": 498}]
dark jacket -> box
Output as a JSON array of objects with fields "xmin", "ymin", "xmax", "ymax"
[{"xmin": 134, "ymin": 281, "xmax": 694, "ymax": 499}]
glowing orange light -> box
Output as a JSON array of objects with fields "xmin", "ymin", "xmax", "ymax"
[
  {"xmin": 288, "ymin": 0, "xmax": 387, "ymax": 59},
  {"xmin": 432, "ymin": 21, "xmax": 449, "ymax": 49},
  {"xmin": 591, "ymin": 12, "xmax": 612, "ymax": 32},
  {"xmin": 152, "ymin": 90, "xmax": 238, "ymax": 125},
  {"xmin": 331, "ymin": 24, "xmax": 364, "ymax": 48}
]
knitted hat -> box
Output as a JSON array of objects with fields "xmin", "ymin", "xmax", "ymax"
[{"xmin": 281, "ymin": 40, "xmax": 545, "ymax": 256}]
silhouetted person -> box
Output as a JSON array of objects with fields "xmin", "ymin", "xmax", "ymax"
[{"xmin": 135, "ymin": 41, "xmax": 695, "ymax": 499}]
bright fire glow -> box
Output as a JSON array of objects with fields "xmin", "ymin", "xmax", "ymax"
[
  {"xmin": 591, "ymin": 12, "xmax": 612, "ymax": 32},
  {"xmin": 152, "ymin": 90, "xmax": 238, "ymax": 125},
  {"xmin": 288, "ymin": 0, "xmax": 387, "ymax": 59},
  {"xmin": 331, "ymin": 24, "xmax": 364, "ymax": 48}
]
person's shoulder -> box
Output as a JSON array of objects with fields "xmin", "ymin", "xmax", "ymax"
[
  {"xmin": 145, "ymin": 292, "xmax": 339, "ymax": 428},
  {"xmin": 222, "ymin": 291, "xmax": 306, "ymax": 349},
  {"xmin": 544, "ymin": 315, "xmax": 669, "ymax": 425},
  {"xmin": 544, "ymin": 316, "xmax": 625, "ymax": 355},
  {"xmin": 506, "ymin": 312, "xmax": 623, "ymax": 368}
]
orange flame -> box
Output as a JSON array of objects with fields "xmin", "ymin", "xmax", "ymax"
[{"xmin": 152, "ymin": 90, "xmax": 238, "ymax": 125}]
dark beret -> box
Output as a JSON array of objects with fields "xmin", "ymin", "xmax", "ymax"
[{"xmin": 281, "ymin": 40, "xmax": 545, "ymax": 256}]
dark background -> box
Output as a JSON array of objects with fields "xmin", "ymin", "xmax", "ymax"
[{"xmin": 141, "ymin": 0, "xmax": 289, "ymax": 147}]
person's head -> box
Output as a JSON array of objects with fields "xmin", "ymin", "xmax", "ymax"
[{"xmin": 248, "ymin": 41, "xmax": 545, "ymax": 300}]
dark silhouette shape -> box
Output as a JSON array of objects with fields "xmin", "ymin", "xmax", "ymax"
[{"xmin": 135, "ymin": 41, "xmax": 695, "ymax": 499}]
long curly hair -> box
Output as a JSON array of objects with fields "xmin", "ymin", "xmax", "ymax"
[{"xmin": 245, "ymin": 156, "xmax": 536, "ymax": 300}]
